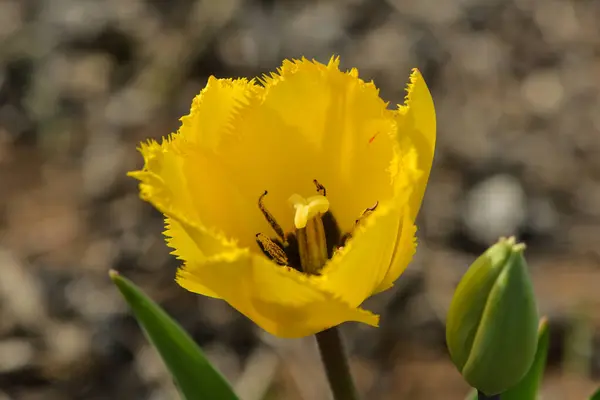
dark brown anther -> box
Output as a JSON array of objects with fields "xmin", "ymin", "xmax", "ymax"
[
  {"xmin": 355, "ymin": 201, "xmax": 379, "ymax": 225},
  {"xmin": 336, "ymin": 201, "xmax": 380, "ymax": 251},
  {"xmin": 258, "ymin": 190, "xmax": 286, "ymax": 242},
  {"xmin": 313, "ymin": 179, "xmax": 327, "ymax": 197},
  {"xmin": 256, "ymin": 233, "xmax": 288, "ymax": 266}
]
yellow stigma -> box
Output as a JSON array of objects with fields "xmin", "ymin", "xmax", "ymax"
[{"xmin": 288, "ymin": 194, "xmax": 330, "ymax": 229}]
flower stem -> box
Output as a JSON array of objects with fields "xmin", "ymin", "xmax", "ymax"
[
  {"xmin": 477, "ymin": 390, "xmax": 501, "ymax": 400},
  {"xmin": 315, "ymin": 327, "xmax": 360, "ymax": 400}
]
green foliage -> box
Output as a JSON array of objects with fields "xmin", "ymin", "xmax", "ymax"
[
  {"xmin": 465, "ymin": 389, "xmax": 478, "ymax": 400},
  {"xmin": 589, "ymin": 388, "xmax": 600, "ymax": 400},
  {"xmin": 109, "ymin": 270, "xmax": 239, "ymax": 400},
  {"xmin": 447, "ymin": 237, "xmax": 539, "ymax": 396},
  {"xmin": 463, "ymin": 316, "xmax": 547, "ymax": 400},
  {"xmin": 502, "ymin": 317, "xmax": 549, "ymax": 400}
]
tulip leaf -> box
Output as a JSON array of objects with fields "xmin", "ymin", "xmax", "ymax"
[
  {"xmin": 465, "ymin": 389, "xmax": 477, "ymax": 400},
  {"xmin": 589, "ymin": 387, "xmax": 600, "ymax": 400},
  {"xmin": 502, "ymin": 317, "xmax": 550, "ymax": 400},
  {"xmin": 109, "ymin": 270, "xmax": 239, "ymax": 400}
]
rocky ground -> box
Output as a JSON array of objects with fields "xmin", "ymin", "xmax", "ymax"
[{"xmin": 0, "ymin": 0, "xmax": 599, "ymax": 399}]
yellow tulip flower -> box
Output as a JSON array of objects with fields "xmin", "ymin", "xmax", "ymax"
[{"xmin": 129, "ymin": 57, "xmax": 436, "ymax": 338}]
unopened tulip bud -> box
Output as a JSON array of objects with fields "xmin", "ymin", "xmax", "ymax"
[{"xmin": 446, "ymin": 237, "xmax": 538, "ymax": 396}]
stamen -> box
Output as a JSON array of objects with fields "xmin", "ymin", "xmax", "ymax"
[
  {"xmin": 255, "ymin": 181, "xmax": 379, "ymax": 275},
  {"xmin": 338, "ymin": 201, "xmax": 379, "ymax": 249},
  {"xmin": 256, "ymin": 233, "xmax": 288, "ymax": 265},
  {"xmin": 258, "ymin": 190, "xmax": 286, "ymax": 242},
  {"xmin": 313, "ymin": 179, "xmax": 326, "ymax": 196},
  {"xmin": 355, "ymin": 201, "xmax": 379, "ymax": 224}
]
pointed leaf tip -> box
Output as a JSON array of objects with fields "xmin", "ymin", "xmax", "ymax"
[{"xmin": 110, "ymin": 273, "xmax": 239, "ymax": 400}]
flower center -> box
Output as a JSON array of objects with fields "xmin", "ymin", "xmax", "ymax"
[
  {"xmin": 256, "ymin": 180, "xmax": 378, "ymax": 275},
  {"xmin": 288, "ymin": 193, "xmax": 329, "ymax": 274}
]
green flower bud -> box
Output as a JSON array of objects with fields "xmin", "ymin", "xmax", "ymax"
[{"xmin": 446, "ymin": 237, "xmax": 539, "ymax": 396}]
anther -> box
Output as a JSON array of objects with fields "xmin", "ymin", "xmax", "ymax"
[
  {"xmin": 338, "ymin": 201, "xmax": 380, "ymax": 249},
  {"xmin": 258, "ymin": 190, "xmax": 286, "ymax": 242},
  {"xmin": 256, "ymin": 233, "xmax": 288, "ymax": 266},
  {"xmin": 313, "ymin": 179, "xmax": 326, "ymax": 197},
  {"xmin": 355, "ymin": 201, "xmax": 379, "ymax": 225}
]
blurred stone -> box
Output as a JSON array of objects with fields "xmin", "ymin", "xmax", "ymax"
[
  {"xmin": 235, "ymin": 347, "xmax": 280, "ymax": 400},
  {"xmin": 63, "ymin": 53, "xmax": 113, "ymax": 99},
  {"xmin": 188, "ymin": 0, "xmax": 241, "ymax": 37},
  {"xmin": 421, "ymin": 171, "xmax": 462, "ymax": 239},
  {"xmin": 0, "ymin": 250, "xmax": 48, "ymax": 329},
  {"xmin": 65, "ymin": 277, "xmax": 125, "ymax": 321},
  {"xmin": 44, "ymin": 0, "xmax": 111, "ymax": 38},
  {"xmin": 533, "ymin": 0, "xmax": 580, "ymax": 45},
  {"xmin": 12, "ymin": 389, "xmax": 63, "ymax": 400},
  {"xmin": 108, "ymin": 0, "xmax": 145, "ymax": 24},
  {"xmin": 388, "ymin": 0, "xmax": 463, "ymax": 26},
  {"xmin": 41, "ymin": 322, "xmax": 92, "ymax": 377},
  {"xmin": 527, "ymin": 196, "xmax": 559, "ymax": 236},
  {"xmin": 219, "ymin": 27, "xmax": 262, "ymax": 69},
  {"xmin": 574, "ymin": 180, "xmax": 600, "ymax": 218},
  {"xmin": 0, "ymin": 339, "xmax": 35, "ymax": 373},
  {"xmin": 463, "ymin": 174, "xmax": 527, "ymax": 245},
  {"xmin": 5, "ymin": 169, "xmax": 83, "ymax": 259},
  {"xmin": 203, "ymin": 343, "xmax": 242, "ymax": 384},
  {"xmin": 136, "ymin": 344, "xmax": 169, "ymax": 383},
  {"xmin": 521, "ymin": 69, "xmax": 564, "ymax": 115},
  {"xmin": 105, "ymin": 86, "xmax": 155, "ymax": 127},
  {"xmin": 450, "ymin": 33, "xmax": 506, "ymax": 79},
  {"xmin": 0, "ymin": 1, "xmax": 22, "ymax": 42},
  {"xmin": 82, "ymin": 130, "xmax": 126, "ymax": 199},
  {"xmin": 199, "ymin": 297, "xmax": 239, "ymax": 330},
  {"xmin": 285, "ymin": 2, "xmax": 349, "ymax": 49},
  {"xmin": 0, "ymin": 104, "xmax": 34, "ymax": 140},
  {"xmin": 80, "ymin": 239, "xmax": 119, "ymax": 272},
  {"xmin": 347, "ymin": 19, "xmax": 412, "ymax": 92},
  {"xmin": 567, "ymin": 223, "xmax": 600, "ymax": 258}
]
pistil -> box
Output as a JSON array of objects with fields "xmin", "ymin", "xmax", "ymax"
[{"xmin": 289, "ymin": 193, "xmax": 330, "ymax": 274}]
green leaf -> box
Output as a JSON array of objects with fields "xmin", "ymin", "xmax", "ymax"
[
  {"xmin": 110, "ymin": 270, "xmax": 239, "ymax": 400},
  {"xmin": 502, "ymin": 317, "xmax": 550, "ymax": 400},
  {"xmin": 589, "ymin": 387, "xmax": 600, "ymax": 400},
  {"xmin": 465, "ymin": 389, "xmax": 477, "ymax": 400}
]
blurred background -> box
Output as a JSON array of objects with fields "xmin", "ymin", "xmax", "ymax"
[{"xmin": 0, "ymin": 0, "xmax": 599, "ymax": 399}]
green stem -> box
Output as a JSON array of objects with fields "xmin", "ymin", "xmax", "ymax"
[
  {"xmin": 315, "ymin": 327, "xmax": 360, "ymax": 400},
  {"xmin": 478, "ymin": 390, "xmax": 501, "ymax": 400}
]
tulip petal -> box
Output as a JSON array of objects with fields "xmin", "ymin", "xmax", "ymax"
[
  {"xmin": 129, "ymin": 139, "xmax": 238, "ymax": 258},
  {"xmin": 165, "ymin": 218, "xmax": 222, "ymax": 299},
  {"xmin": 179, "ymin": 76, "xmax": 260, "ymax": 150},
  {"xmin": 317, "ymin": 203, "xmax": 399, "ymax": 307},
  {"xmin": 372, "ymin": 212, "xmax": 418, "ymax": 294},
  {"xmin": 395, "ymin": 69, "xmax": 437, "ymax": 222},
  {"xmin": 256, "ymin": 57, "xmax": 398, "ymax": 233},
  {"xmin": 317, "ymin": 200, "xmax": 417, "ymax": 307},
  {"xmin": 318, "ymin": 70, "xmax": 433, "ymax": 303},
  {"xmin": 177, "ymin": 250, "xmax": 379, "ymax": 338},
  {"xmin": 129, "ymin": 78, "xmax": 269, "ymax": 250}
]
